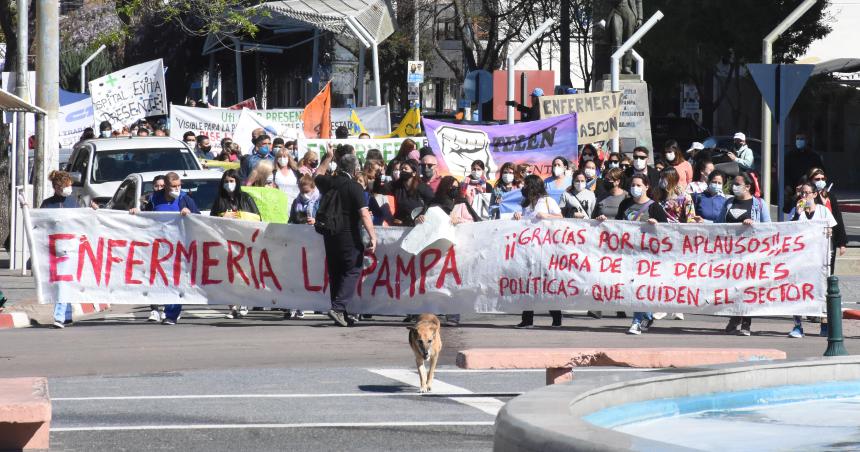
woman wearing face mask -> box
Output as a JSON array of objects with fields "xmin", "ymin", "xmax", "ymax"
[
  {"xmin": 560, "ymin": 170, "xmax": 596, "ymax": 219},
  {"xmin": 298, "ymin": 150, "xmax": 320, "ymax": 176},
  {"xmin": 515, "ymin": 164, "xmax": 532, "ymax": 186},
  {"xmin": 513, "ymin": 175, "xmax": 564, "ymax": 328},
  {"xmin": 41, "ymin": 171, "xmax": 84, "ymax": 328},
  {"xmin": 211, "ymin": 169, "xmax": 261, "ymax": 320},
  {"xmin": 716, "ymin": 172, "xmax": 771, "ymax": 336},
  {"xmin": 247, "ymin": 160, "xmax": 276, "ymax": 188},
  {"xmin": 594, "ymin": 168, "xmax": 629, "ymax": 220},
  {"xmin": 598, "ymin": 175, "xmax": 667, "ymax": 335},
  {"xmin": 691, "ymin": 170, "xmax": 728, "ymax": 223},
  {"xmin": 786, "ymin": 181, "xmax": 837, "ymax": 338},
  {"xmin": 545, "ymin": 156, "xmax": 572, "ymax": 194},
  {"xmin": 656, "ymin": 167, "xmax": 696, "ymax": 225},
  {"xmin": 432, "ymin": 176, "xmax": 483, "ymax": 225},
  {"xmin": 687, "ymin": 159, "xmax": 715, "ymax": 195},
  {"xmin": 390, "ymin": 159, "xmax": 434, "ymax": 227},
  {"xmin": 806, "ymin": 168, "xmax": 848, "ymax": 270},
  {"xmin": 491, "ymin": 162, "xmax": 518, "ymax": 218},
  {"xmin": 663, "ymin": 140, "xmax": 693, "ymax": 189},
  {"xmin": 464, "ymin": 160, "xmax": 493, "ymax": 219},
  {"xmin": 578, "ymin": 144, "xmax": 602, "ymax": 174},
  {"xmin": 604, "ymin": 152, "xmax": 622, "ymax": 172},
  {"xmin": 274, "ymin": 147, "xmax": 301, "ymax": 198}
]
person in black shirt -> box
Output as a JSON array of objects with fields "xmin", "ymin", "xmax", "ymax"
[
  {"xmin": 786, "ymin": 133, "xmax": 824, "ymax": 195},
  {"xmin": 388, "ymin": 159, "xmax": 435, "ymax": 227},
  {"xmin": 507, "ymin": 87, "xmax": 544, "ymax": 122},
  {"xmin": 622, "ymin": 146, "xmax": 659, "ymax": 192},
  {"xmin": 40, "ymin": 171, "xmax": 83, "ymax": 329},
  {"xmin": 314, "ymin": 154, "xmax": 378, "ymax": 327},
  {"xmin": 210, "ymin": 169, "xmax": 260, "ymax": 219}
]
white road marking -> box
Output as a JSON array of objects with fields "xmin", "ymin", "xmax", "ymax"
[
  {"xmin": 369, "ymin": 368, "xmax": 505, "ymax": 416},
  {"xmin": 51, "ymin": 421, "xmax": 495, "ymax": 432},
  {"xmin": 53, "ymin": 391, "xmax": 521, "ymax": 401},
  {"xmin": 430, "ymin": 368, "xmax": 663, "ymax": 373}
]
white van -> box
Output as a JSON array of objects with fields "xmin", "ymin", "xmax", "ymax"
[{"xmin": 65, "ymin": 137, "xmax": 202, "ymax": 206}]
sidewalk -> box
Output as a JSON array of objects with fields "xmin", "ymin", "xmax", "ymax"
[{"xmin": 0, "ymin": 269, "xmax": 111, "ymax": 329}]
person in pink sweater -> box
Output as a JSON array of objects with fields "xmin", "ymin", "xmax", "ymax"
[{"xmin": 662, "ymin": 140, "xmax": 693, "ymax": 189}]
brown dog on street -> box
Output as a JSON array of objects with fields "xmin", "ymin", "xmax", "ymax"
[{"xmin": 408, "ymin": 313, "xmax": 442, "ymax": 393}]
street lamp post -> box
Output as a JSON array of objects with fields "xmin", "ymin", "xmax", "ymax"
[{"xmin": 80, "ymin": 44, "xmax": 107, "ymax": 93}]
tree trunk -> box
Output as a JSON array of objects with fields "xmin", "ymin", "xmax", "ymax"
[{"xmin": 0, "ymin": 123, "xmax": 11, "ymax": 248}]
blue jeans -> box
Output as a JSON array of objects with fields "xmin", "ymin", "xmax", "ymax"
[
  {"xmin": 164, "ymin": 304, "xmax": 183, "ymax": 321},
  {"xmin": 632, "ymin": 312, "xmax": 653, "ymax": 325},
  {"xmin": 53, "ymin": 303, "xmax": 72, "ymax": 323}
]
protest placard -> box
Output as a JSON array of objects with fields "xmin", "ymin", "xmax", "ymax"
[
  {"xmin": 423, "ymin": 114, "xmax": 578, "ymax": 178},
  {"xmin": 298, "ymin": 137, "xmax": 428, "ymax": 163},
  {"xmin": 538, "ymin": 92, "xmax": 623, "ymax": 145},
  {"xmin": 58, "ymin": 97, "xmax": 94, "ymax": 149},
  {"xmin": 29, "ymin": 209, "xmax": 829, "ymax": 316},
  {"xmin": 89, "ymin": 59, "xmax": 167, "ymax": 127}
]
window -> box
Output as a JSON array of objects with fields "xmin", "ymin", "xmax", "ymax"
[
  {"xmin": 91, "ymin": 148, "xmax": 199, "ymax": 184},
  {"xmin": 109, "ymin": 180, "xmax": 137, "ymax": 211}
]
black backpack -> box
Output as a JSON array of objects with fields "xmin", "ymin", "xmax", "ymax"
[{"xmin": 314, "ymin": 179, "xmax": 347, "ymax": 235}]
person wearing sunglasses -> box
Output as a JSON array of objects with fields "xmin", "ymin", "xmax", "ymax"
[{"xmin": 622, "ymin": 146, "xmax": 658, "ymax": 192}]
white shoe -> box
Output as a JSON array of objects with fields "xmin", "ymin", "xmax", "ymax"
[
  {"xmin": 672, "ymin": 313, "xmax": 685, "ymax": 320},
  {"xmin": 147, "ymin": 310, "xmax": 161, "ymax": 322},
  {"xmin": 238, "ymin": 306, "xmax": 249, "ymax": 317},
  {"xmin": 627, "ymin": 323, "xmax": 642, "ymax": 335},
  {"xmin": 294, "ymin": 310, "xmax": 305, "ymax": 319},
  {"xmin": 52, "ymin": 321, "xmax": 65, "ymax": 329},
  {"xmin": 652, "ymin": 312, "xmax": 667, "ymax": 320}
]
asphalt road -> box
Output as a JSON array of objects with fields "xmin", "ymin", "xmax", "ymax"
[{"xmin": 4, "ymin": 308, "xmax": 860, "ymax": 451}]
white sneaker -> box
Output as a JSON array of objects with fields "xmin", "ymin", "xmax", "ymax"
[
  {"xmin": 294, "ymin": 310, "xmax": 305, "ymax": 319},
  {"xmin": 627, "ymin": 323, "xmax": 642, "ymax": 335},
  {"xmin": 147, "ymin": 310, "xmax": 161, "ymax": 322},
  {"xmin": 652, "ymin": 312, "xmax": 667, "ymax": 320},
  {"xmin": 52, "ymin": 321, "xmax": 65, "ymax": 329},
  {"xmin": 238, "ymin": 306, "xmax": 249, "ymax": 317},
  {"xmin": 672, "ymin": 313, "xmax": 685, "ymax": 320}
]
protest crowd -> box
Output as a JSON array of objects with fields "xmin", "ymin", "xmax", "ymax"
[{"xmin": 28, "ymin": 83, "xmax": 846, "ymax": 342}]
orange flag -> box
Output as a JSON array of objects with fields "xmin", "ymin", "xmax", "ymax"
[{"xmin": 301, "ymin": 81, "xmax": 332, "ymax": 139}]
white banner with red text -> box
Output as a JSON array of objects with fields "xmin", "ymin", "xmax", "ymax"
[{"xmin": 29, "ymin": 209, "xmax": 829, "ymax": 315}]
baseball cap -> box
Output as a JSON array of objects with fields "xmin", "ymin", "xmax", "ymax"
[
  {"xmin": 686, "ymin": 142, "xmax": 704, "ymax": 154},
  {"xmin": 531, "ymin": 87, "xmax": 544, "ymax": 97},
  {"xmin": 733, "ymin": 132, "xmax": 746, "ymax": 141}
]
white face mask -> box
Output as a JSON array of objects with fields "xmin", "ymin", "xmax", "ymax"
[
  {"xmin": 553, "ymin": 166, "xmax": 564, "ymax": 178},
  {"xmin": 608, "ymin": 162, "xmax": 620, "ymax": 169},
  {"xmin": 708, "ymin": 183, "xmax": 722, "ymax": 194},
  {"xmin": 266, "ymin": 176, "xmax": 274, "ymax": 185},
  {"xmin": 582, "ymin": 155, "xmax": 594, "ymax": 162},
  {"xmin": 584, "ymin": 168, "xmax": 596, "ymax": 179},
  {"xmin": 814, "ymin": 180, "xmax": 826, "ymax": 191},
  {"xmin": 224, "ymin": 182, "xmax": 236, "ymax": 192},
  {"xmin": 796, "ymin": 139, "xmax": 807, "ymax": 150},
  {"xmin": 392, "ymin": 170, "xmax": 401, "ymax": 181},
  {"xmin": 732, "ymin": 184, "xmax": 746, "ymax": 197},
  {"xmin": 501, "ymin": 173, "xmax": 514, "ymax": 184},
  {"xmin": 664, "ymin": 152, "xmax": 675, "ymax": 162},
  {"xmin": 100, "ymin": 130, "xmax": 111, "ymax": 138},
  {"xmin": 61, "ymin": 186, "xmax": 73, "ymax": 197},
  {"xmin": 471, "ymin": 170, "xmax": 483, "ymax": 180},
  {"xmin": 630, "ymin": 186, "xmax": 644, "ymax": 198},
  {"xmin": 633, "ymin": 158, "xmax": 647, "ymax": 170},
  {"xmin": 169, "ymin": 189, "xmax": 181, "ymax": 199},
  {"xmin": 574, "ymin": 181, "xmax": 587, "ymax": 192},
  {"xmin": 277, "ymin": 157, "xmax": 289, "ymax": 167},
  {"xmin": 329, "ymin": 161, "xmax": 338, "ymax": 172}
]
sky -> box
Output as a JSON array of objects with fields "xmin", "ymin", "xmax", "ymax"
[{"xmin": 798, "ymin": 0, "xmax": 860, "ymax": 63}]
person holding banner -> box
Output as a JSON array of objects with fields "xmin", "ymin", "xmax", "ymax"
[
  {"xmin": 807, "ymin": 167, "xmax": 848, "ymax": 270},
  {"xmin": 560, "ymin": 170, "xmax": 597, "ymax": 220},
  {"xmin": 132, "ymin": 172, "xmax": 201, "ymax": 325},
  {"xmin": 513, "ymin": 175, "xmax": 564, "ymax": 329},
  {"xmin": 385, "ymin": 139, "xmax": 418, "ymax": 176},
  {"xmin": 594, "ymin": 168, "xmax": 629, "ymax": 221},
  {"xmin": 787, "ymin": 180, "xmax": 838, "ymax": 338},
  {"xmin": 389, "ymin": 160, "xmax": 434, "ymax": 227},
  {"xmin": 41, "ymin": 171, "xmax": 83, "ymax": 329},
  {"xmin": 717, "ymin": 172, "xmax": 770, "ymax": 336},
  {"xmin": 692, "ymin": 170, "xmax": 729, "ymax": 223}
]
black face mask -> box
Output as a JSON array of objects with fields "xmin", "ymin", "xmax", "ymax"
[
  {"xmin": 400, "ymin": 172, "xmax": 413, "ymax": 182},
  {"xmin": 309, "ymin": 161, "xmax": 319, "ymax": 168},
  {"xmin": 449, "ymin": 187, "xmax": 460, "ymax": 199},
  {"xmin": 421, "ymin": 166, "xmax": 435, "ymax": 179},
  {"xmin": 201, "ymin": 146, "xmax": 211, "ymax": 152}
]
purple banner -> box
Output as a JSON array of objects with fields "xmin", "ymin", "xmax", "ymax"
[{"xmin": 423, "ymin": 114, "xmax": 578, "ymax": 178}]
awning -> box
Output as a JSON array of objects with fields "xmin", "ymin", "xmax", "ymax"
[
  {"xmin": 0, "ymin": 88, "xmax": 46, "ymax": 114},
  {"xmin": 255, "ymin": 0, "xmax": 394, "ymax": 42},
  {"xmin": 811, "ymin": 58, "xmax": 860, "ymax": 76}
]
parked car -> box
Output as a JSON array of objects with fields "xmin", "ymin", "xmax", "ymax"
[
  {"xmin": 701, "ymin": 136, "xmax": 763, "ymax": 174},
  {"xmin": 650, "ymin": 117, "xmax": 711, "ymax": 152},
  {"xmin": 104, "ymin": 170, "xmax": 223, "ymax": 215},
  {"xmin": 65, "ymin": 137, "xmax": 202, "ymax": 207}
]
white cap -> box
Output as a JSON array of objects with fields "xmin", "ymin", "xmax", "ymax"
[
  {"xmin": 733, "ymin": 132, "xmax": 746, "ymax": 141},
  {"xmin": 686, "ymin": 142, "xmax": 704, "ymax": 154}
]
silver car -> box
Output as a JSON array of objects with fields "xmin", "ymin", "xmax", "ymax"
[{"xmin": 65, "ymin": 137, "xmax": 202, "ymax": 207}]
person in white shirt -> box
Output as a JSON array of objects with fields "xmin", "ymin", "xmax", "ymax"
[
  {"xmin": 559, "ymin": 170, "xmax": 596, "ymax": 219},
  {"xmin": 787, "ymin": 181, "xmax": 837, "ymax": 339},
  {"xmin": 513, "ymin": 175, "xmax": 563, "ymax": 328}
]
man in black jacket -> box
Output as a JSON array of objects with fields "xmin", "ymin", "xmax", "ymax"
[
  {"xmin": 622, "ymin": 146, "xmax": 659, "ymax": 192},
  {"xmin": 315, "ymin": 154, "xmax": 378, "ymax": 327}
]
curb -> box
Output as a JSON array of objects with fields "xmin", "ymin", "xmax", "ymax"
[{"xmin": 0, "ymin": 303, "xmax": 111, "ymax": 329}]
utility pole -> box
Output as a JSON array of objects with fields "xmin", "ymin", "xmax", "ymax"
[
  {"xmin": 15, "ymin": 0, "xmax": 29, "ymax": 191},
  {"xmin": 413, "ymin": 0, "xmax": 420, "ymax": 60},
  {"xmin": 33, "ymin": 0, "xmax": 59, "ymax": 205},
  {"xmin": 560, "ymin": 0, "xmax": 572, "ymax": 87}
]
